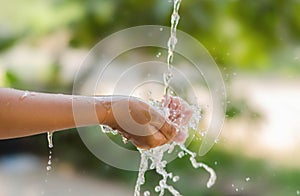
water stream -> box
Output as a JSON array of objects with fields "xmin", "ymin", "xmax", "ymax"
[
  {"xmin": 133, "ymin": 0, "xmax": 216, "ymax": 195},
  {"xmin": 164, "ymin": 0, "xmax": 181, "ymax": 96}
]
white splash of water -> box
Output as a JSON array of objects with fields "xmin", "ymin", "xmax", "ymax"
[
  {"xmin": 135, "ymin": 143, "xmax": 181, "ymax": 196},
  {"xmin": 178, "ymin": 143, "xmax": 216, "ymax": 188},
  {"xmin": 100, "ymin": 125, "xmax": 118, "ymax": 135}
]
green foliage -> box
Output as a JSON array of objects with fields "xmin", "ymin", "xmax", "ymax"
[
  {"xmin": 1, "ymin": 0, "xmax": 299, "ymax": 72},
  {"xmin": 225, "ymin": 98, "xmax": 262, "ymax": 120},
  {"xmin": 4, "ymin": 70, "xmax": 23, "ymax": 89}
]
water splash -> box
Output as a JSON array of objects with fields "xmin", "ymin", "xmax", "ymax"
[
  {"xmin": 100, "ymin": 125, "xmax": 118, "ymax": 135},
  {"xmin": 133, "ymin": 107, "xmax": 215, "ymax": 195},
  {"xmin": 135, "ymin": 143, "xmax": 181, "ymax": 196},
  {"xmin": 178, "ymin": 143, "xmax": 216, "ymax": 188}
]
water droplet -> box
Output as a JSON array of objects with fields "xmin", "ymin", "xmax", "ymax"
[
  {"xmin": 232, "ymin": 72, "xmax": 237, "ymax": 76},
  {"xmin": 178, "ymin": 151, "xmax": 185, "ymax": 158},
  {"xmin": 231, "ymin": 184, "xmax": 235, "ymax": 187},
  {"xmin": 122, "ymin": 136, "xmax": 128, "ymax": 144},
  {"xmin": 214, "ymin": 161, "xmax": 218, "ymax": 165},
  {"xmin": 297, "ymin": 190, "xmax": 300, "ymax": 195},
  {"xmin": 156, "ymin": 52, "xmax": 162, "ymax": 58},
  {"xmin": 46, "ymin": 166, "xmax": 52, "ymax": 171},
  {"xmin": 214, "ymin": 139, "xmax": 219, "ymax": 144},
  {"xmin": 155, "ymin": 186, "xmax": 161, "ymax": 192},
  {"xmin": 48, "ymin": 160, "xmax": 52, "ymax": 165},
  {"xmin": 20, "ymin": 91, "xmax": 29, "ymax": 100},
  {"xmin": 172, "ymin": 176, "xmax": 180, "ymax": 182},
  {"xmin": 143, "ymin": 190, "xmax": 150, "ymax": 196},
  {"xmin": 163, "ymin": 71, "xmax": 173, "ymax": 84},
  {"xmin": 159, "ymin": 27, "xmax": 163, "ymax": 31},
  {"xmin": 246, "ymin": 177, "xmax": 250, "ymax": 182},
  {"xmin": 235, "ymin": 188, "xmax": 239, "ymax": 192}
]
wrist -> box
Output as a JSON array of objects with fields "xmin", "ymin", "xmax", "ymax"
[{"xmin": 95, "ymin": 96, "xmax": 114, "ymax": 126}]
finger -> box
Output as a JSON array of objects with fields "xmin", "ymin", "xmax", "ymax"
[
  {"xmin": 159, "ymin": 121, "xmax": 177, "ymax": 141},
  {"xmin": 131, "ymin": 132, "xmax": 167, "ymax": 149},
  {"xmin": 173, "ymin": 130, "xmax": 188, "ymax": 143},
  {"xmin": 128, "ymin": 124, "xmax": 164, "ymax": 149}
]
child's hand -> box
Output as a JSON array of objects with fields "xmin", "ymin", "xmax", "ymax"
[{"xmin": 99, "ymin": 97, "xmax": 177, "ymax": 149}]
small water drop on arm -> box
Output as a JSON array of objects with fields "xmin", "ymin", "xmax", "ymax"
[{"xmin": 19, "ymin": 91, "xmax": 29, "ymax": 101}]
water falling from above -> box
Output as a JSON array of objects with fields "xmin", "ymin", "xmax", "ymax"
[
  {"xmin": 133, "ymin": 0, "xmax": 217, "ymax": 195},
  {"xmin": 164, "ymin": 0, "xmax": 182, "ymax": 96}
]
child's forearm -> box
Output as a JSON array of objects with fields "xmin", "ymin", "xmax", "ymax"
[
  {"xmin": 0, "ymin": 88, "xmax": 180, "ymax": 149},
  {"xmin": 0, "ymin": 88, "xmax": 107, "ymax": 139}
]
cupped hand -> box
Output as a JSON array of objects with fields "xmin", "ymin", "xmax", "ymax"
[
  {"xmin": 163, "ymin": 96, "xmax": 193, "ymax": 143},
  {"xmin": 99, "ymin": 96, "xmax": 177, "ymax": 149}
]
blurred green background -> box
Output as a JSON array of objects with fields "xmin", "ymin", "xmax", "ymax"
[{"xmin": 0, "ymin": 0, "xmax": 300, "ymax": 195}]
